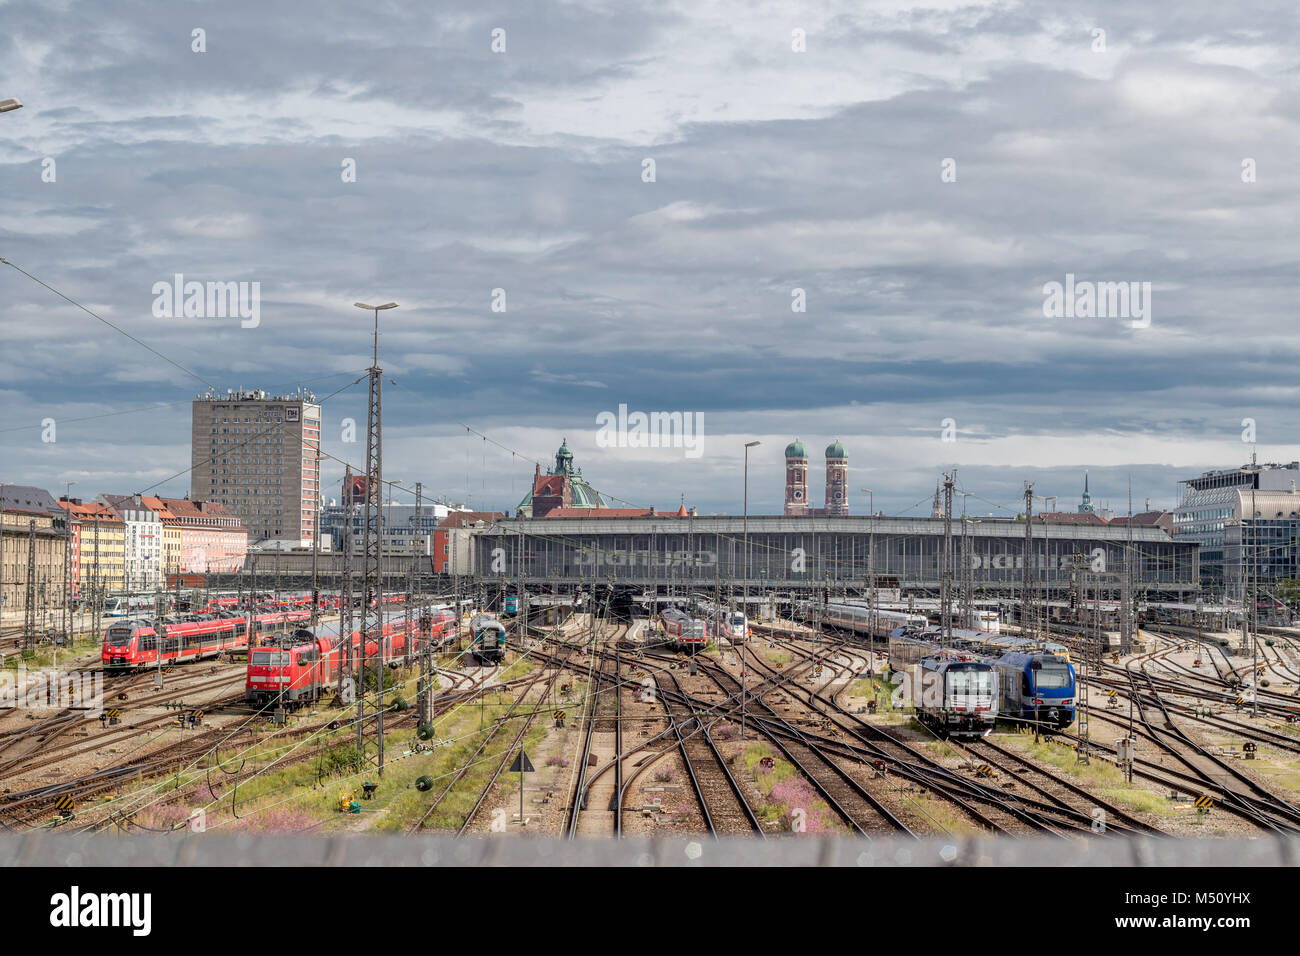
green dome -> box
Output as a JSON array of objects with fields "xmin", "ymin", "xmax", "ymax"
[
  {"xmin": 784, "ymin": 439, "xmax": 807, "ymax": 459},
  {"xmin": 825, "ymin": 440, "xmax": 847, "ymax": 459}
]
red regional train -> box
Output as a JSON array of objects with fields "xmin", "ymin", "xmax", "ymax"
[
  {"xmin": 102, "ymin": 609, "xmax": 313, "ymax": 668},
  {"xmin": 658, "ymin": 607, "xmax": 709, "ymax": 652},
  {"xmin": 245, "ymin": 606, "xmax": 459, "ymax": 706}
]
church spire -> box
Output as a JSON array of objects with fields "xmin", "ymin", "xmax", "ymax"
[{"xmin": 1078, "ymin": 470, "xmax": 1095, "ymax": 514}]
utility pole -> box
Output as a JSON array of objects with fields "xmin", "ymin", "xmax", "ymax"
[
  {"xmin": 960, "ymin": 505, "xmax": 974, "ymax": 630},
  {"xmin": 1121, "ymin": 478, "xmax": 1134, "ymax": 655},
  {"xmin": 91, "ymin": 515, "xmax": 101, "ymax": 650},
  {"xmin": 339, "ymin": 464, "xmax": 354, "ymax": 702},
  {"xmin": 741, "ymin": 440, "xmax": 760, "ymax": 739},
  {"xmin": 355, "ymin": 300, "xmax": 396, "ymax": 776},
  {"xmin": 61, "ymin": 481, "xmax": 75, "ymax": 645},
  {"xmin": 23, "ymin": 519, "xmax": 37, "ymax": 654},
  {"xmin": 1021, "ymin": 482, "xmax": 1035, "ymax": 641},
  {"xmin": 942, "ymin": 472, "xmax": 954, "ymax": 643},
  {"xmin": 1250, "ymin": 485, "xmax": 1258, "ymax": 717},
  {"xmin": 310, "ymin": 439, "xmax": 321, "ymax": 630}
]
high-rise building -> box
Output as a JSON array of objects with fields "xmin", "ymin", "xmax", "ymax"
[
  {"xmin": 191, "ymin": 388, "xmax": 321, "ymax": 546},
  {"xmin": 1173, "ymin": 459, "xmax": 1300, "ymax": 590}
]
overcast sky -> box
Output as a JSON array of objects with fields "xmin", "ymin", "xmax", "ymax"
[{"xmin": 2, "ymin": 0, "xmax": 1298, "ymax": 518}]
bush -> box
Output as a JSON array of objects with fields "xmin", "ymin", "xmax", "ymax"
[
  {"xmin": 544, "ymin": 755, "xmax": 570, "ymax": 768},
  {"xmin": 319, "ymin": 744, "xmax": 364, "ymax": 776}
]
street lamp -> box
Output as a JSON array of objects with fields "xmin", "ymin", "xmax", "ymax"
[
  {"xmin": 741, "ymin": 440, "xmax": 760, "ymax": 740},
  {"xmin": 354, "ymin": 301, "xmax": 398, "ymax": 367},
  {"xmin": 0, "ymin": 99, "xmax": 22, "ymax": 113}
]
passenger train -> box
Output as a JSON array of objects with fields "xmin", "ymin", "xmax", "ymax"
[
  {"xmin": 803, "ymin": 602, "xmax": 929, "ymax": 640},
  {"xmin": 695, "ymin": 600, "xmax": 750, "ymax": 642},
  {"xmin": 245, "ymin": 606, "xmax": 457, "ymax": 706},
  {"xmin": 988, "ymin": 651, "xmax": 1076, "ymax": 728},
  {"xmin": 658, "ymin": 607, "xmax": 709, "ymax": 652},
  {"xmin": 471, "ymin": 614, "xmax": 508, "ymax": 663},
  {"xmin": 103, "ymin": 608, "xmax": 313, "ymax": 668}
]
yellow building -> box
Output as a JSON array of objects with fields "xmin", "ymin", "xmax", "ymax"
[
  {"xmin": 1, "ymin": 491, "xmax": 71, "ymax": 623},
  {"xmin": 59, "ymin": 500, "xmax": 126, "ymax": 597}
]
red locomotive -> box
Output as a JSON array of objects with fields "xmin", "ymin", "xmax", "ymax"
[
  {"xmin": 245, "ymin": 606, "xmax": 458, "ymax": 706},
  {"xmin": 102, "ymin": 609, "xmax": 312, "ymax": 668}
]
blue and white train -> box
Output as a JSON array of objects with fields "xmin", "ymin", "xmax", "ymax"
[{"xmin": 990, "ymin": 651, "xmax": 1075, "ymax": 728}]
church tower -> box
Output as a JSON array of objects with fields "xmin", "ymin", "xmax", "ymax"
[
  {"xmin": 1077, "ymin": 470, "xmax": 1095, "ymax": 514},
  {"xmin": 824, "ymin": 440, "xmax": 848, "ymax": 516},
  {"xmin": 784, "ymin": 439, "xmax": 809, "ymax": 516}
]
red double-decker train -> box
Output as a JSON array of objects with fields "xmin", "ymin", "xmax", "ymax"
[
  {"xmin": 102, "ymin": 609, "xmax": 313, "ymax": 668},
  {"xmin": 245, "ymin": 606, "xmax": 459, "ymax": 706}
]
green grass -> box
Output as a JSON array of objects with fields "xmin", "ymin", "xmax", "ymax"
[
  {"xmin": 117, "ymin": 656, "xmax": 546, "ymax": 834},
  {"xmin": 1000, "ymin": 736, "xmax": 1178, "ymax": 817}
]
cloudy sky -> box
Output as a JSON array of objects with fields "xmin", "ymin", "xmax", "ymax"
[{"xmin": 2, "ymin": 0, "xmax": 1298, "ymax": 519}]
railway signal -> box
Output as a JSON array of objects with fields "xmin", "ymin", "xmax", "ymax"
[
  {"xmin": 510, "ymin": 750, "xmax": 535, "ymax": 827},
  {"xmin": 758, "ymin": 756, "xmax": 775, "ymax": 770},
  {"xmin": 1194, "ymin": 794, "xmax": 1213, "ymax": 816},
  {"xmin": 1243, "ymin": 742, "xmax": 1257, "ymax": 760},
  {"xmin": 871, "ymin": 759, "xmax": 888, "ymax": 777},
  {"xmin": 553, "ymin": 710, "xmax": 566, "ymax": 727}
]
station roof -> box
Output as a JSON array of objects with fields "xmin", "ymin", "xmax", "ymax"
[{"xmin": 491, "ymin": 513, "xmax": 1187, "ymax": 544}]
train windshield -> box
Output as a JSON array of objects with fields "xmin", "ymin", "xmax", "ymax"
[
  {"xmin": 250, "ymin": 650, "xmax": 290, "ymax": 666},
  {"xmin": 947, "ymin": 665, "xmax": 993, "ymax": 695},
  {"xmin": 1036, "ymin": 664, "xmax": 1071, "ymax": 689},
  {"xmin": 731, "ymin": 614, "xmax": 746, "ymax": 627}
]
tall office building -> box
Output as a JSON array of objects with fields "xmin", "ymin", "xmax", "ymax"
[
  {"xmin": 191, "ymin": 388, "xmax": 322, "ymax": 546},
  {"xmin": 1173, "ymin": 459, "xmax": 1300, "ymax": 590}
]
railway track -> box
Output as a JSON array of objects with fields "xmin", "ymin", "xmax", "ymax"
[{"xmin": 739, "ymin": 634, "xmax": 1152, "ymax": 838}]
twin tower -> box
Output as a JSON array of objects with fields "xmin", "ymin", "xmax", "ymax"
[{"xmin": 784, "ymin": 439, "xmax": 849, "ymax": 516}]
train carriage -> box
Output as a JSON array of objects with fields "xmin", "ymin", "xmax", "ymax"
[
  {"xmin": 659, "ymin": 607, "xmax": 708, "ymax": 652},
  {"xmin": 470, "ymin": 614, "xmax": 507, "ymax": 664},
  {"xmin": 808, "ymin": 602, "xmax": 929, "ymax": 641},
  {"xmin": 245, "ymin": 607, "xmax": 451, "ymax": 706},
  {"xmin": 103, "ymin": 607, "xmax": 312, "ymax": 668},
  {"xmin": 991, "ymin": 651, "xmax": 1076, "ymax": 729},
  {"xmin": 886, "ymin": 632, "xmax": 997, "ymax": 737}
]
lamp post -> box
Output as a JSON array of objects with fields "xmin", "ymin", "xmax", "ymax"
[
  {"xmin": 0, "ymin": 99, "xmax": 22, "ymax": 113},
  {"xmin": 741, "ymin": 440, "xmax": 760, "ymax": 740}
]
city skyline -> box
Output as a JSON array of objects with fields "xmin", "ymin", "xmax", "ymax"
[{"xmin": 3, "ymin": 2, "xmax": 1298, "ymax": 517}]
